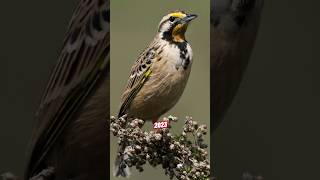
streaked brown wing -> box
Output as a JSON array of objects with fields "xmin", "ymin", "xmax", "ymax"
[
  {"xmin": 211, "ymin": 0, "xmax": 264, "ymax": 131},
  {"xmin": 118, "ymin": 44, "xmax": 157, "ymax": 117},
  {"xmin": 25, "ymin": 0, "xmax": 110, "ymax": 178}
]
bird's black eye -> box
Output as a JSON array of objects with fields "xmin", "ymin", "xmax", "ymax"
[{"xmin": 169, "ymin": 16, "xmax": 176, "ymax": 22}]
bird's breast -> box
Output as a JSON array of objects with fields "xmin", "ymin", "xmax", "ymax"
[{"xmin": 160, "ymin": 41, "xmax": 193, "ymax": 72}]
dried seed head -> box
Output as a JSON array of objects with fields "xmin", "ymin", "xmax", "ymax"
[{"xmin": 110, "ymin": 115, "xmax": 210, "ymax": 179}]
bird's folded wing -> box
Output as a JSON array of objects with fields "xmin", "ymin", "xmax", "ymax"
[
  {"xmin": 25, "ymin": 0, "xmax": 110, "ymax": 178},
  {"xmin": 118, "ymin": 45, "xmax": 157, "ymax": 117}
]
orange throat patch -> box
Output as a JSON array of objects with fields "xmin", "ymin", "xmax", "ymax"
[{"xmin": 172, "ymin": 24, "xmax": 188, "ymax": 42}]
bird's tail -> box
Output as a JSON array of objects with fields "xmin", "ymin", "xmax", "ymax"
[{"xmin": 113, "ymin": 143, "xmax": 131, "ymax": 177}]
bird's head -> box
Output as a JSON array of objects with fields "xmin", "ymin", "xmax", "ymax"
[{"xmin": 158, "ymin": 11, "xmax": 197, "ymax": 43}]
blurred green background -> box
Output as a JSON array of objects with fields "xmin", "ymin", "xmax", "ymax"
[{"xmin": 110, "ymin": 0, "xmax": 210, "ymax": 179}]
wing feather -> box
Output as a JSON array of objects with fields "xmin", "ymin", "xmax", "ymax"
[
  {"xmin": 25, "ymin": 0, "xmax": 110, "ymax": 178},
  {"xmin": 118, "ymin": 44, "xmax": 158, "ymax": 117}
]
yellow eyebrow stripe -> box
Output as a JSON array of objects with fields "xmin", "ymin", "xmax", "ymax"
[{"xmin": 169, "ymin": 12, "xmax": 186, "ymax": 18}]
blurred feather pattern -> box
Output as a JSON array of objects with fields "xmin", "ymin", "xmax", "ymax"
[
  {"xmin": 25, "ymin": 0, "xmax": 110, "ymax": 179},
  {"xmin": 211, "ymin": 0, "xmax": 264, "ymax": 131}
]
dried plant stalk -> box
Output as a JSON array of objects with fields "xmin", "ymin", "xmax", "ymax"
[{"xmin": 110, "ymin": 115, "xmax": 210, "ymax": 180}]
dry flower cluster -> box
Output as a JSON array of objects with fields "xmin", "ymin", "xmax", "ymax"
[{"xmin": 110, "ymin": 115, "xmax": 210, "ymax": 180}]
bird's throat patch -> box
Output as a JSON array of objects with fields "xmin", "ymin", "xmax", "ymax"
[{"xmin": 172, "ymin": 24, "xmax": 188, "ymax": 42}]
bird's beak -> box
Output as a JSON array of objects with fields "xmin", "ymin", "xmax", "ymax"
[{"xmin": 180, "ymin": 14, "xmax": 198, "ymax": 24}]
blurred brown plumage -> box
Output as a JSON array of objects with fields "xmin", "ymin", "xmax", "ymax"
[
  {"xmin": 24, "ymin": 0, "xmax": 110, "ymax": 179},
  {"xmin": 211, "ymin": 0, "xmax": 264, "ymax": 131}
]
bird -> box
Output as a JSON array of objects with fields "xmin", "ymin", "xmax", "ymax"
[
  {"xmin": 211, "ymin": 0, "xmax": 264, "ymax": 132},
  {"xmin": 24, "ymin": 0, "xmax": 110, "ymax": 180},
  {"xmin": 114, "ymin": 10, "xmax": 198, "ymax": 177}
]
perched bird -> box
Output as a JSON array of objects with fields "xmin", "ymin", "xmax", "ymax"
[
  {"xmin": 211, "ymin": 0, "xmax": 264, "ymax": 132},
  {"xmin": 24, "ymin": 0, "xmax": 110, "ymax": 180},
  {"xmin": 114, "ymin": 11, "xmax": 198, "ymax": 177}
]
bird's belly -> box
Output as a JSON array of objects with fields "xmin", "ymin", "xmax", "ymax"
[{"xmin": 128, "ymin": 68, "xmax": 190, "ymax": 120}]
